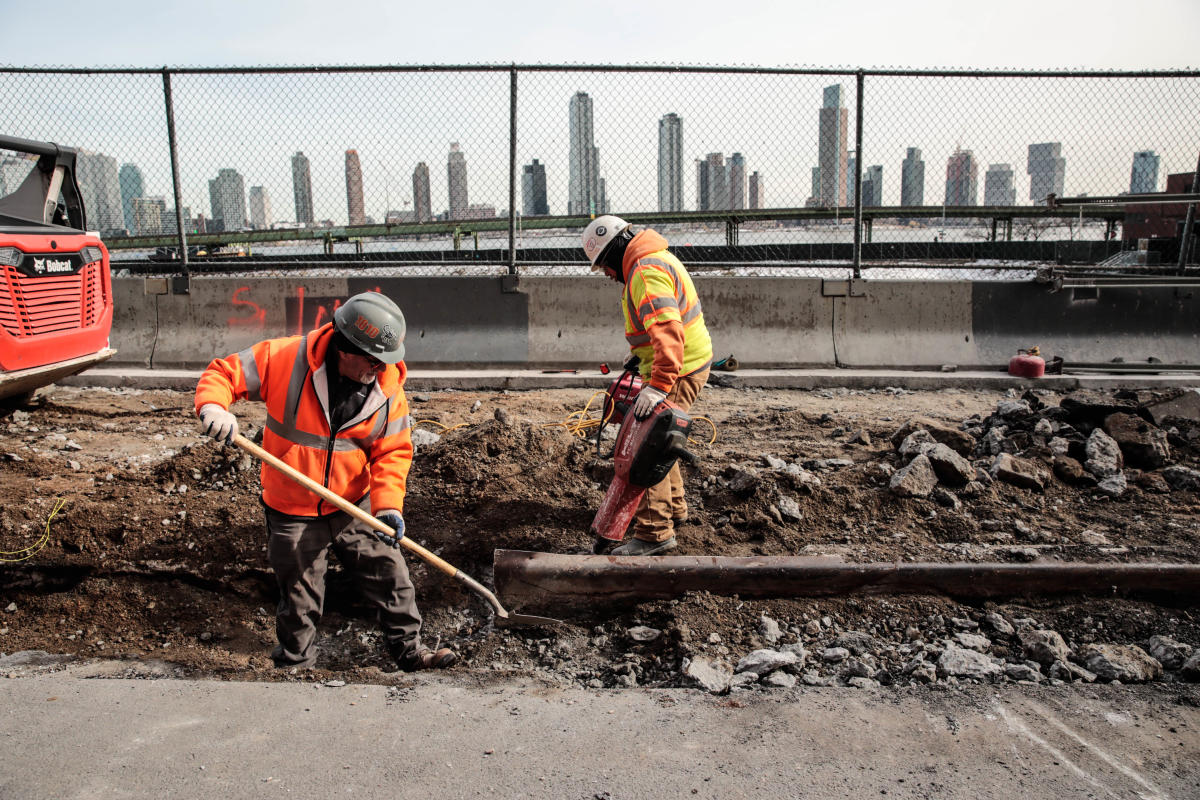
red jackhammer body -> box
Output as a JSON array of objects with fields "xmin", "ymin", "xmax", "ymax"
[{"xmin": 590, "ymin": 374, "xmax": 696, "ymax": 552}]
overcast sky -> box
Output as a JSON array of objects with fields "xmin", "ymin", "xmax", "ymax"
[
  {"xmin": 5, "ymin": 0, "xmax": 1197, "ymax": 70},
  {"xmin": 4, "ymin": 0, "xmax": 1197, "ymax": 227}
]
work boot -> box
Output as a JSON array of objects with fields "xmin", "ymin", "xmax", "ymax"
[
  {"xmin": 611, "ymin": 536, "xmax": 677, "ymax": 556},
  {"xmin": 393, "ymin": 645, "xmax": 457, "ymax": 672}
]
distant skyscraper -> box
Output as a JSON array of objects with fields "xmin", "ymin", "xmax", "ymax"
[
  {"xmin": 1027, "ymin": 142, "xmax": 1066, "ymax": 203},
  {"xmin": 817, "ymin": 84, "xmax": 848, "ymax": 207},
  {"xmin": 118, "ymin": 164, "xmax": 144, "ymax": 233},
  {"xmin": 412, "ymin": 162, "xmax": 431, "ymax": 223},
  {"xmin": 75, "ymin": 151, "xmax": 123, "ymax": 233},
  {"xmin": 446, "ymin": 143, "xmax": 468, "ymax": 220},
  {"xmin": 697, "ymin": 153, "xmax": 728, "ymax": 211},
  {"xmin": 131, "ymin": 196, "xmax": 166, "ymax": 235},
  {"xmin": 569, "ymin": 92, "xmax": 603, "ymax": 216},
  {"xmin": 945, "ymin": 149, "xmax": 978, "ymax": 206},
  {"xmin": 208, "ymin": 168, "xmax": 247, "ymax": 232},
  {"xmin": 657, "ymin": 113, "xmax": 683, "ymax": 212},
  {"xmin": 344, "ymin": 150, "xmax": 365, "ymax": 226},
  {"xmin": 291, "ymin": 151, "xmax": 314, "ymax": 224},
  {"xmin": 810, "ymin": 166, "xmax": 821, "ymax": 203},
  {"xmin": 521, "ymin": 159, "xmax": 549, "ymax": 216},
  {"xmin": 901, "ymin": 148, "xmax": 925, "ymax": 206},
  {"xmin": 984, "ymin": 163, "xmax": 1016, "ymax": 206},
  {"xmin": 861, "ymin": 165, "xmax": 883, "ymax": 207},
  {"xmin": 249, "ymin": 185, "xmax": 271, "ymax": 229},
  {"xmin": 1130, "ymin": 150, "xmax": 1160, "ymax": 194},
  {"xmin": 728, "ymin": 153, "xmax": 746, "ymax": 210},
  {"xmin": 846, "ymin": 152, "xmax": 857, "ymax": 206},
  {"xmin": 748, "ymin": 171, "xmax": 764, "ymax": 209}
]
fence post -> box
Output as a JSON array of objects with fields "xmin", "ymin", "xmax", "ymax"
[
  {"xmin": 1179, "ymin": 150, "xmax": 1200, "ymax": 272},
  {"xmin": 852, "ymin": 71, "xmax": 864, "ymax": 280},
  {"xmin": 508, "ymin": 67, "xmax": 518, "ymax": 275},
  {"xmin": 161, "ymin": 68, "xmax": 189, "ymax": 291}
]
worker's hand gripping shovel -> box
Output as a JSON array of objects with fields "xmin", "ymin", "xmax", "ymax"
[{"xmin": 229, "ymin": 432, "xmax": 559, "ymax": 628}]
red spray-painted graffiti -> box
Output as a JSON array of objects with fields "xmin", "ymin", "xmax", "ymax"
[{"xmin": 226, "ymin": 287, "xmax": 266, "ymax": 329}]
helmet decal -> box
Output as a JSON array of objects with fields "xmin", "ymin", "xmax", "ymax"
[
  {"xmin": 379, "ymin": 325, "xmax": 399, "ymax": 348},
  {"xmin": 596, "ymin": 226, "xmax": 607, "ymax": 237}
]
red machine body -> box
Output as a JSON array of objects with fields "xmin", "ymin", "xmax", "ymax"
[
  {"xmin": 601, "ymin": 369, "xmax": 643, "ymax": 427},
  {"xmin": 590, "ymin": 400, "xmax": 695, "ymax": 544}
]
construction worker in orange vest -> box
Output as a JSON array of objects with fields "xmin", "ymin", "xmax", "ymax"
[
  {"xmin": 582, "ymin": 215, "xmax": 713, "ymax": 555},
  {"xmin": 194, "ymin": 292, "xmax": 456, "ymax": 672}
]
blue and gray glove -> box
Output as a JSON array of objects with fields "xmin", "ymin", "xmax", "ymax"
[{"xmin": 373, "ymin": 510, "xmax": 405, "ymax": 548}]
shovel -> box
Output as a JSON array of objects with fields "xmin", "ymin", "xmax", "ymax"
[{"xmin": 231, "ymin": 433, "xmax": 560, "ymax": 628}]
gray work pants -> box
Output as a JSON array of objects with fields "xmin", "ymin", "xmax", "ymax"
[{"xmin": 264, "ymin": 496, "xmax": 422, "ymax": 668}]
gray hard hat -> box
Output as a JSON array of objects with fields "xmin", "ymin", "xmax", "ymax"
[{"xmin": 333, "ymin": 292, "xmax": 406, "ymax": 364}]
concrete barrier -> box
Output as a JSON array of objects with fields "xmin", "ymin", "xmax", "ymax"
[{"xmin": 108, "ymin": 274, "xmax": 1198, "ymax": 371}]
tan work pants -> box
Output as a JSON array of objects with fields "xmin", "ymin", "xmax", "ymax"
[{"xmin": 633, "ymin": 366, "xmax": 709, "ymax": 543}]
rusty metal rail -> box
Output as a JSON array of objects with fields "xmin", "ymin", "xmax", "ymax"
[{"xmin": 493, "ymin": 550, "xmax": 1200, "ymax": 612}]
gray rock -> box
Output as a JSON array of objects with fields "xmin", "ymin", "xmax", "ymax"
[
  {"xmin": 1144, "ymin": 388, "xmax": 1200, "ymax": 426},
  {"xmin": 898, "ymin": 429, "xmax": 936, "ymax": 459},
  {"xmin": 1084, "ymin": 428, "xmax": 1124, "ymax": 478},
  {"xmin": 1019, "ymin": 629, "xmax": 1071, "ymax": 666},
  {"xmin": 1182, "ymin": 651, "xmax": 1200, "ymax": 681},
  {"xmin": 890, "ymin": 418, "xmax": 976, "ymax": 456},
  {"xmin": 889, "ymin": 454, "xmax": 938, "ymax": 498},
  {"xmin": 954, "ymin": 632, "xmax": 992, "ymax": 651},
  {"xmin": 846, "ymin": 429, "xmax": 872, "ymax": 446},
  {"xmin": 1146, "ymin": 635, "xmax": 1193, "ymax": 670},
  {"xmin": 761, "ymin": 671, "xmax": 797, "ymax": 689},
  {"xmin": 937, "ymin": 645, "xmax": 1002, "ymax": 679},
  {"xmin": 984, "ymin": 612, "xmax": 1014, "ymax": 635},
  {"xmin": 628, "ymin": 626, "xmax": 661, "ymax": 642},
  {"xmin": 776, "ymin": 496, "xmax": 802, "ymax": 522},
  {"xmin": 1048, "ymin": 436, "xmax": 1072, "ymax": 456},
  {"xmin": 763, "ymin": 454, "xmax": 787, "ymax": 470},
  {"xmin": 1103, "ymin": 412, "xmax": 1170, "ymax": 469},
  {"xmin": 779, "ymin": 643, "xmax": 808, "ymax": 667},
  {"xmin": 908, "ymin": 660, "xmax": 937, "ymax": 683},
  {"xmin": 831, "ymin": 631, "xmax": 878, "ymax": 656},
  {"xmin": 800, "ymin": 670, "xmax": 830, "ymax": 686},
  {"xmin": 727, "ymin": 468, "xmax": 760, "ymax": 494},
  {"xmin": 1004, "ymin": 663, "xmax": 1043, "ymax": 682},
  {"xmin": 821, "ymin": 647, "xmax": 850, "ymax": 663},
  {"xmin": 996, "ymin": 400, "xmax": 1032, "ymax": 418},
  {"xmin": 981, "ymin": 427, "xmax": 1009, "ymax": 456},
  {"xmin": 410, "ymin": 428, "xmax": 442, "ymax": 448},
  {"xmin": 840, "ymin": 658, "xmax": 874, "ymax": 679},
  {"xmin": 1048, "ymin": 660, "xmax": 1096, "ymax": 683},
  {"xmin": 682, "ymin": 657, "xmax": 733, "ymax": 694},
  {"xmin": 1077, "ymin": 644, "xmax": 1163, "ymax": 683},
  {"xmin": 735, "ymin": 649, "xmax": 799, "ymax": 675},
  {"xmin": 932, "ymin": 487, "xmax": 961, "ymax": 510},
  {"xmin": 1096, "ymin": 473, "xmax": 1128, "ymax": 498},
  {"xmin": 758, "ymin": 615, "xmax": 783, "ymax": 645},
  {"xmin": 990, "ymin": 453, "xmax": 1047, "ymax": 491},
  {"xmin": 729, "ymin": 671, "xmax": 759, "ymax": 688},
  {"xmin": 847, "ymin": 676, "xmax": 880, "ymax": 689},
  {"xmin": 1033, "ymin": 418, "xmax": 1055, "ymax": 437},
  {"xmin": 803, "ymin": 619, "xmax": 822, "ymax": 636},
  {"xmin": 923, "ymin": 443, "xmax": 977, "ymax": 485},
  {"xmin": 1163, "ymin": 466, "xmax": 1200, "ymax": 492}
]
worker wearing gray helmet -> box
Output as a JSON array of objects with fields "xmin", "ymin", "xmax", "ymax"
[{"xmin": 195, "ymin": 292, "xmax": 456, "ymax": 672}]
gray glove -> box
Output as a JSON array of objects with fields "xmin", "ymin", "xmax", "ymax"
[
  {"xmin": 373, "ymin": 510, "xmax": 405, "ymax": 548},
  {"xmin": 198, "ymin": 403, "xmax": 238, "ymax": 444},
  {"xmin": 632, "ymin": 386, "xmax": 667, "ymax": 420}
]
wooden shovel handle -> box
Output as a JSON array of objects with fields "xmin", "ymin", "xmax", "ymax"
[{"xmin": 232, "ymin": 433, "xmax": 460, "ymax": 579}]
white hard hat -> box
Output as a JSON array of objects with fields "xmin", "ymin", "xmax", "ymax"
[
  {"xmin": 581, "ymin": 215, "xmax": 632, "ymax": 267},
  {"xmin": 334, "ymin": 292, "xmax": 407, "ymax": 364}
]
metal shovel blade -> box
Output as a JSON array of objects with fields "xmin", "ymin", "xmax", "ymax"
[{"xmin": 494, "ymin": 611, "xmax": 563, "ymax": 628}]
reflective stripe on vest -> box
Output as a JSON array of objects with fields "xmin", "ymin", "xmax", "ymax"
[{"xmin": 238, "ymin": 347, "xmax": 263, "ymax": 401}]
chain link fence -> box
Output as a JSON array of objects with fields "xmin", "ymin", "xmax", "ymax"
[{"xmin": 3, "ymin": 65, "xmax": 1197, "ymax": 280}]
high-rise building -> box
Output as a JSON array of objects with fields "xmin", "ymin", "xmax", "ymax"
[
  {"xmin": 249, "ymin": 185, "xmax": 272, "ymax": 229},
  {"xmin": 846, "ymin": 152, "xmax": 857, "ymax": 206},
  {"xmin": 76, "ymin": 151, "xmax": 124, "ymax": 234},
  {"xmin": 983, "ymin": 163, "xmax": 1016, "ymax": 206},
  {"xmin": 291, "ymin": 151, "xmax": 314, "ymax": 225},
  {"xmin": 748, "ymin": 171, "xmax": 764, "ymax": 209},
  {"xmin": 345, "ymin": 150, "xmax": 365, "ymax": 226},
  {"xmin": 568, "ymin": 92, "xmax": 604, "ymax": 216},
  {"xmin": 945, "ymin": 148, "xmax": 978, "ymax": 206},
  {"xmin": 447, "ymin": 143, "xmax": 468, "ymax": 220},
  {"xmin": 208, "ymin": 168, "xmax": 247, "ymax": 232},
  {"xmin": 810, "ymin": 166, "xmax": 821, "ymax": 204},
  {"xmin": 728, "ymin": 152, "xmax": 746, "ymax": 210},
  {"xmin": 657, "ymin": 113, "xmax": 683, "ymax": 212},
  {"xmin": 817, "ymin": 84, "xmax": 848, "ymax": 207},
  {"xmin": 521, "ymin": 159, "xmax": 549, "ymax": 216},
  {"xmin": 118, "ymin": 164, "xmax": 144, "ymax": 233},
  {"xmin": 412, "ymin": 162, "xmax": 431, "ymax": 223},
  {"xmin": 1027, "ymin": 142, "xmax": 1066, "ymax": 203},
  {"xmin": 901, "ymin": 147, "xmax": 925, "ymax": 207},
  {"xmin": 131, "ymin": 196, "xmax": 166, "ymax": 235},
  {"xmin": 861, "ymin": 165, "xmax": 883, "ymax": 207},
  {"xmin": 696, "ymin": 153, "xmax": 728, "ymax": 211},
  {"xmin": 1130, "ymin": 150, "xmax": 1160, "ymax": 194}
]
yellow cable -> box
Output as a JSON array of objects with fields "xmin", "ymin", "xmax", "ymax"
[
  {"xmin": 0, "ymin": 497, "xmax": 65, "ymax": 563},
  {"xmin": 414, "ymin": 419, "xmax": 469, "ymax": 433},
  {"xmin": 689, "ymin": 415, "xmax": 718, "ymax": 446}
]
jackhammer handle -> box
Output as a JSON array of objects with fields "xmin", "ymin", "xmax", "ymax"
[{"xmin": 231, "ymin": 433, "xmax": 465, "ymax": 581}]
